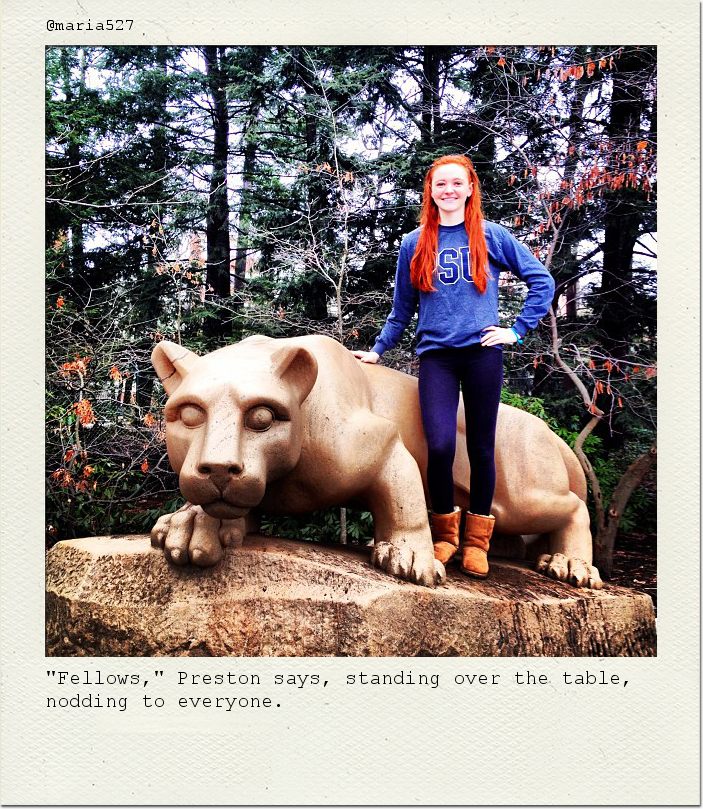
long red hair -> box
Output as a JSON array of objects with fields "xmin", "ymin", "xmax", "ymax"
[{"xmin": 409, "ymin": 154, "xmax": 490, "ymax": 293}]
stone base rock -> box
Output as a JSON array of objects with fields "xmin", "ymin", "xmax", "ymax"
[{"xmin": 46, "ymin": 535, "xmax": 656, "ymax": 657}]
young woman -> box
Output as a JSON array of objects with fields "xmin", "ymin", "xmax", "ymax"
[{"xmin": 353, "ymin": 154, "xmax": 555, "ymax": 579}]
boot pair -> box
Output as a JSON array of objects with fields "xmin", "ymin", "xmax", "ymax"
[{"xmin": 430, "ymin": 507, "xmax": 495, "ymax": 578}]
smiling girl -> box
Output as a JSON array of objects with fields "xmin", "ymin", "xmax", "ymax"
[{"xmin": 354, "ymin": 154, "xmax": 555, "ymax": 579}]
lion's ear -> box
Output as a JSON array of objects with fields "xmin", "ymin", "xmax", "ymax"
[
  {"xmin": 151, "ymin": 341, "xmax": 200, "ymax": 396},
  {"xmin": 270, "ymin": 346, "xmax": 318, "ymax": 404}
]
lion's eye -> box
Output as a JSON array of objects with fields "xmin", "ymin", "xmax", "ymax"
[
  {"xmin": 245, "ymin": 406, "xmax": 274, "ymax": 432},
  {"xmin": 180, "ymin": 404, "xmax": 206, "ymax": 427}
]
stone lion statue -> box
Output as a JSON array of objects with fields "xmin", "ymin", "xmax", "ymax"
[{"xmin": 150, "ymin": 334, "xmax": 601, "ymax": 589}]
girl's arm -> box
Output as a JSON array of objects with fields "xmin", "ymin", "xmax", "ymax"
[
  {"xmin": 496, "ymin": 226, "xmax": 556, "ymax": 341},
  {"xmin": 370, "ymin": 238, "xmax": 420, "ymax": 357}
]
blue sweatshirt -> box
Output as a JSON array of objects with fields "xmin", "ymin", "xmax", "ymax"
[{"xmin": 372, "ymin": 221, "xmax": 555, "ymax": 356}]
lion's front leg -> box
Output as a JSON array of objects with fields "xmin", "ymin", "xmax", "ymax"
[
  {"xmin": 150, "ymin": 502, "xmax": 245, "ymax": 567},
  {"xmin": 365, "ymin": 440, "xmax": 445, "ymax": 588}
]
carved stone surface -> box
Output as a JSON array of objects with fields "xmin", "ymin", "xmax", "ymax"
[
  {"xmin": 148, "ymin": 334, "xmax": 601, "ymax": 588},
  {"xmin": 46, "ymin": 536, "xmax": 656, "ymax": 657}
]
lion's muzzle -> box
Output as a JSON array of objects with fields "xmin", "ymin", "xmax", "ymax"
[{"xmin": 179, "ymin": 461, "xmax": 265, "ymax": 519}]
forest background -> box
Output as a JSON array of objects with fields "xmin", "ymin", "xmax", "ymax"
[{"xmin": 45, "ymin": 45, "xmax": 657, "ymax": 582}]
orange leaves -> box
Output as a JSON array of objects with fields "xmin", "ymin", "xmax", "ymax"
[
  {"xmin": 586, "ymin": 61, "xmax": 596, "ymax": 78},
  {"xmin": 73, "ymin": 398, "xmax": 95, "ymax": 427},
  {"xmin": 141, "ymin": 459, "xmax": 149, "ymax": 473},
  {"xmin": 508, "ymin": 174, "xmax": 516, "ymax": 186},
  {"xmin": 636, "ymin": 140, "xmax": 648, "ymax": 151},
  {"xmin": 645, "ymin": 366, "xmax": 657, "ymax": 379},
  {"xmin": 497, "ymin": 56, "xmax": 506, "ymax": 67},
  {"xmin": 53, "ymin": 233, "xmax": 68, "ymax": 250},
  {"xmin": 558, "ymin": 64, "xmax": 584, "ymax": 82},
  {"xmin": 56, "ymin": 296, "xmax": 65, "ymax": 308},
  {"xmin": 59, "ymin": 354, "xmax": 91, "ymax": 377},
  {"xmin": 52, "ymin": 453, "xmax": 96, "ymax": 494},
  {"xmin": 143, "ymin": 413, "xmax": 156, "ymax": 428},
  {"xmin": 109, "ymin": 366, "xmax": 122, "ymax": 382},
  {"xmin": 589, "ymin": 359, "xmax": 596, "ymax": 370},
  {"xmin": 51, "ymin": 468, "xmax": 74, "ymax": 488}
]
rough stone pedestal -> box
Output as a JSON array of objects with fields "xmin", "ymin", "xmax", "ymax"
[{"xmin": 46, "ymin": 535, "xmax": 656, "ymax": 657}]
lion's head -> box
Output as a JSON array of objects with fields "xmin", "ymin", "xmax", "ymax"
[{"xmin": 152, "ymin": 338, "xmax": 318, "ymax": 519}]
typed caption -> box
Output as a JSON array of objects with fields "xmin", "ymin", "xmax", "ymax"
[{"xmin": 44, "ymin": 667, "xmax": 628, "ymax": 713}]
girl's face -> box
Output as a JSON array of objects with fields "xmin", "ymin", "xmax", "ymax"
[{"xmin": 430, "ymin": 163, "xmax": 473, "ymax": 223}]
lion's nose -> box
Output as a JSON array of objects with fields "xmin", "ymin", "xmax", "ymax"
[{"xmin": 198, "ymin": 462, "xmax": 244, "ymax": 492}]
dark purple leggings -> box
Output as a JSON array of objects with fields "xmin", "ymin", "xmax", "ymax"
[{"xmin": 418, "ymin": 345, "xmax": 503, "ymax": 516}]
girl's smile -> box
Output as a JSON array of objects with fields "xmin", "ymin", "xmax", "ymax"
[{"xmin": 431, "ymin": 164, "xmax": 473, "ymax": 224}]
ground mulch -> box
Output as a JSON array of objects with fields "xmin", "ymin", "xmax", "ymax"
[{"xmin": 607, "ymin": 530, "xmax": 657, "ymax": 611}]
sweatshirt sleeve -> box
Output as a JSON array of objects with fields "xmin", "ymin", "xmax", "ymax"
[
  {"xmin": 371, "ymin": 237, "xmax": 419, "ymax": 356},
  {"xmin": 495, "ymin": 226, "xmax": 556, "ymax": 339}
]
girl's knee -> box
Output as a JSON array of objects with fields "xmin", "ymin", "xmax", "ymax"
[{"xmin": 427, "ymin": 441, "xmax": 456, "ymax": 465}]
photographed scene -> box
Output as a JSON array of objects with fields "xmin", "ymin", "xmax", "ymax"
[{"xmin": 45, "ymin": 46, "xmax": 657, "ymax": 656}]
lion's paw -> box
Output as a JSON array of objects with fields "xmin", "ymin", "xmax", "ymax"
[
  {"xmin": 219, "ymin": 518, "xmax": 245, "ymax": 549},
  {"xmin": 371, "ymin": 540, "xmax": 445, "ymax": 588},
  {"xmin": 536, "ymin": 553, "xmax": 603, "ymax": 589},
  {"xmin": 150, "ymin": 503, "xmax": 225, "ymax": 567}
]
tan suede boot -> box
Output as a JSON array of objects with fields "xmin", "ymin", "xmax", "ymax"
[
  {"xmin": 430, "ymin": 507, "xmax": 461, "ymax": 565},
  {"xmin": 460, "ymin": 512, "xmax": 495, "ymax": 578}
]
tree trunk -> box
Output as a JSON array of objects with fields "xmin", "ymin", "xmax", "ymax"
[
  {"xmin": 139, "ymin": 47, "xmax": 170, "ymax": 411},
  {"xmin": 597, "ymin": 49, "xmax": 653, "ymax": 358},
  {"xmin": 593, "ymin": 443, "xmax": 657, "ymax": 577},
  {"xmin": 421, "ymin": 48, "xmax": 442, "ymax": 144},
  {"xmin": 549, "ymin": 48, "xmax": 592, "ymax": 323},
  {"xmin": 233, "ymin": 129, "xmax": 256, "ymax": 292},
  {"xmin": 60, "ymin": 48, "xmax": 87, "ymax": 285},
  {"xmin": 146, "ymin": 47, "xmax": 169, "ymax": 275},
  {"xmin": 204, "ymin": 46, "xmax": 231, "ymax": 304}
]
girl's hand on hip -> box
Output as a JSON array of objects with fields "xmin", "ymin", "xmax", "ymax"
[
  {"xmin": 480, "ymin": 326, "xmax": 518, "ymax": 347},
  {"xmin": 352, "ymin": 350, "xmax": 380, "ymax": 364}
]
